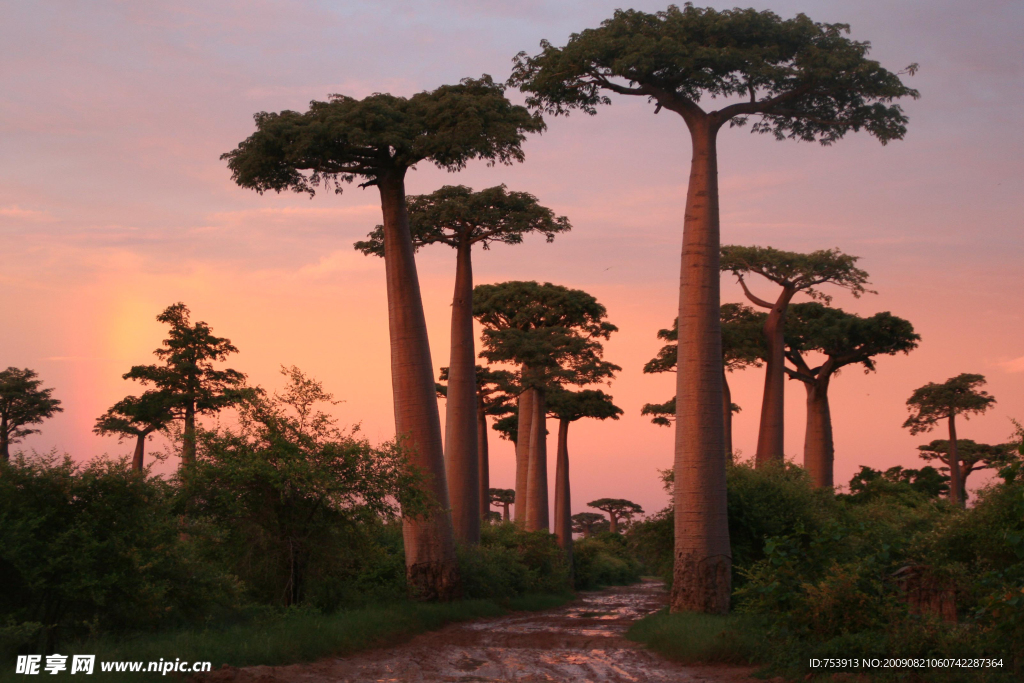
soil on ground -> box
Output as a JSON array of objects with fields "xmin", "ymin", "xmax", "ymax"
[{"xmin": 200, "ymin": 580, "xmax": 759, "ymax": 682}]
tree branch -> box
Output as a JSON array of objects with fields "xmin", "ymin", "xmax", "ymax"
[{"xmin": 737, "ymin": 276, "xmax": 774, "ymax": 309}]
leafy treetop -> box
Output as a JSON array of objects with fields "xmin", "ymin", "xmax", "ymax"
[
  {"xmin": 488, "ymin": 488, "xmax": 516, "ymax": 505},
  {"xmin": 510, "ymin": 4, "xmax": 918, "ymax": 144},
  {"xmin": 917, "ymin": 439, "xmax": 1017, "ymax": 478},
  {"xmin": 721, "ymin": 246, "xmax": 873, "ymax": 305},
  {"xmin": 222, "ymin": 76, "xmax": 544, "ymax": 193},
  {"xmin": 903, "ymin": 374, "xmax": 996, "ymax": 435},
  {"xmin": 0, "ymin": 367, "xmax": 63, "ymax": 455},
  {"xmin": 94, "ymin": 391, "xmax": 175, "ymax": 442},
  {"xmin": 546, "ymin": 388, "xmax": 623, "ymax": 423},
  {"xmin": 588, "ymin": 498, "xmax": 644, "ymax": 518},
  {"xmin": 354, "ymin": 185, "xmax": 570, "ymax": 255}
]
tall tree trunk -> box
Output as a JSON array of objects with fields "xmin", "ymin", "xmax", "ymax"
[
  {"xmin": 132, "ymin": 433, "xmax": 146, "ymax": 472},
  {"xmin": 554, "ymin": 418, "xmax": 572, "ymax": 550},
  {"xmin": 378, "ymin": 172, "xmax": 459, "ymax": 600},
  {"xmin": 802, "ymin": 375, "xmax": 835, "ymax": 488},
  {"xmin": 754, "ymin": 288, "xmax": 794, "ymax": 467},
  {"xmin": 182, "ymin": 402, "xmax": 196, "ymax": 466},
  {"xmin": 0, "ymin": 414, "xmax": 9, "ymax": 462},
  {"xmin": 477, "ymin": 397, "xmax": 489, "ymax": 521},
  {"xmin": 608, "ymin": 512, "xmax": 619, "ymax": 535},
  {"xmin": 444, "ymin": 240, "xmax": 480, "ymax": 545},
  {"xmin": 514, "ymin": 386, "xmax": 534, "ymax": 525},
  {"xmin": 672, "ymin": 116, "xmax": 731, "ymax": 615},
  {"xmin": 501, "ymin": 502, "xmax": 510, "ymax": 522},
  {"xmin": 946, "ymin": 415, "xmax": 963, "ymax": 507},
  {"xmin": 526, "ymin": 389, "xmax": 549, "ymax": 532},
  {"xmin": 722, "ymin": 370, "xmax": 733, "ymax": 459}
]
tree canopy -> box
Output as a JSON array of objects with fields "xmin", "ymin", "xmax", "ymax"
[
  {"xmin": 546, "ymin": 388, "xmax": 623, "ymax": 423},
  {"xmin": 721, "ymin": 246, "xmax": 873, "ymax": 305},
  {"xmin": 0, "ymin": 367, "xmax": 63, "ymax": 461},
  {"xmin": 785, "ymin": 303, "xmax": 919, "ymax": 374},
  {"xmin": 588, "ymin": 498, "xmax": 644, "ymax": 534},
  {"xmin": 903, "ymin": 374, "xmax": 996, "ymax": 435}
]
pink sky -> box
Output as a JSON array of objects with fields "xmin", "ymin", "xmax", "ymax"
[{"xmin": 2, "ymin": 1, "xmax": 1022, "ymax": 516}]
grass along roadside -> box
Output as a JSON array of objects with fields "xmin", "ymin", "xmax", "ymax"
[
  {"xmin": 2, "ymin": 593, "xmax": 575, "ymax": 683},
  {"xmin": 626, "ymin": 609, "xmax": 767, "ymax": 666}
]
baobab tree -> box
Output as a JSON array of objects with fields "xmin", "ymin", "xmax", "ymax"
[
  {"xmin": 511, "ymin": 5, "xmax": 917, "ymax": 613},
  {"xmin": 489, "ymin": 488, "xmax": 516, "ymax": 522},
  {"xmin": 546, "ymin": 388, "xmax": 622, "ymax": 555},
  {"xmin": 641, "ymin": 303, "xmax": 764, "ymax": 457},
  {"xmin": 124, "ymin": 303, "xmax": 245, "ymax": 468},
  {"xmin": 0, "ymin": 367, "xmax": 62, "ymax": 462},
  {"xmin": 784, "ymin": 303, "xmax": 919, "ymax": 487},
  {"xmin": 475, "ymin": 281, "xmax": 618, "ymax": 532},
  {"xmin": 917, "ymin": 439, "xmax": 1014, "ymax": 504},
  {"xmin": 94, "ymin": 391, "xmax": 175, "ymax": 471},
  {"xmin": 903, "ymin": 374, "xmax": 996, "ymax": 508},
  {"xmin": 588, "ymin": 498, "xmax": 643, "ymax": 534},
  {"xmin": 571, "ymin": 512, "xmax": 608, "ymax": 538},
  {"xmin": 223, "ymin": 76, "xmax": 543, "ymax": 599},
  {"xmin": 356, "ymin": 185, "xmax": 569, "ymax": 544},
  {"xmin": 721, "ymin": 246, "xmax": 872, "ymax": 467}
]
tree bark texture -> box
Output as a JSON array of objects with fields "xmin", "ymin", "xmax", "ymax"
[
  {"xmin": 722, "ymin": 370, "xmax": 733, "ymax": 459},
  {"xmin": 946, "ymin": 415, "xmax": 963, "ymax": 507},
  {"xmin": 514, "ymin": 387, "xmax": 535, "ymax": 525},
  {"xmin": 378, "ymin": 173, "xmax": 460, "ymax": 600},
  {"xmin": 444, "ymin": 240, "xmax": 481, "ymax": 545},
  {"xmin": 477, "ymin": 398, "xmax": 489, "ymax": 521},
  {"xmin": 671, "ymin": 119, "xmax": 731, "ymax": 615},
  {"xmin": 754, "ymin": 287, "xmax": 794, "ymax": 467},
  {"xmin": 802, "ymin": 375, "xmax": 835, "ymax": 488},
  {"xmin": 554, "ymin": 418, "xmax": 572, "ymax": 550},
  {"xmin": 132, "ymin": 434, "xmax": 146, "ymax": 472},
  {"xmin": 526, "ymin": 389, "xmax": 549, "ymax": 532}
]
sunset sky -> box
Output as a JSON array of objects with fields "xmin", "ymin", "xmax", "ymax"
[{"xmin": 2, "ymin": 0, "xmax": 1022, "ymax": 517}]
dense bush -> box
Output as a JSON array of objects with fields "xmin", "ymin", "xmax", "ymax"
[
  {"xmin": 459, "ymin": 523, "xmax": 570, "ymax": 599},
  {"xmin": 574, "ymin": 532, "xmax": 643, "ymax": 589}
]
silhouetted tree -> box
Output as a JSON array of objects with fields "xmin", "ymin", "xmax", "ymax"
[
  {"xmin": 511, "ymin": 3, "xmax": 917, "ymax": 614},
  {"xmin": 588, "ymin": 498, "xmax": 643, "ymax": 534},
  {"xmin": 784, "ymin": 303, "xmax": 919, "ymax": 487},
  {"xmin": 94, "ymin": 391, "xmax": 175, "ymax": 471},
  {"xmin": 918, "ymin": 439, "xmax": 1015, "ymax": 504},
  {"xmin": 124, "ymin": 303, "xmax": 245, "ymax": 468},
  {"xmin": 0, "ymin": 367, "xmax": 62, "ymax": 462},
  {"xmin": 223, "ymin": 76, "xmax": 543, "ymax": 600},
  {"xmin": 720, "ymin": 246, "xmax": 872, "ymax": 467},
  {"xmin": 488, "ymin": 488, "xmax": 516, "ymax": 522},
  {"xmin": 846, "ymin": 465, "xmax": 948, "ymax": 502},
  {"xmin": 571, "ymin": 512, "xmax": 608, "ymax": 538},
  {"xmin": 903, "ymin": 374, "xmax": 996, "ymax": 507},
  {"xmin": 357, "ymin": 185, "xmax": 568, "ymax": 544}
]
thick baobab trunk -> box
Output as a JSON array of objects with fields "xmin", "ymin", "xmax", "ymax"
[
  {"xmin": 946, "ymin": 415, "xmax": 963, "ymax": 507},
  {"xmin": 182, "ymin": 402, "xmax": 196, "ymax": 466},
  {"xmin": 554, "ymin": 418, "xmax": 572, "ymax": 551},
  {"xmin": 607, "ymin": 512, "xmax": 619, "ymax": 535},
  {"xmin": 378, "ymin": 172, "xmax": 460, "ymax": 600},
  {"xmin": 513, "ymin": 386, "xmax": 534, "ymax": 524},
  {"xmin": 672, "ymin": 118, "xmax": 731, "ymax": 615},
  {"xmin": 477, "ymin": 397, "xmax": 489, "ymax": 520},
  {"xmin": 754, "ymin": 288, "xmax": 794, "ymax": 467},
  {"xmin": 802, "ymin": 376, "xmax": 835, "ymax": 488},
  {"xmin": 444, "ymin": 240, "xmax": 480, "ymax": 545},
  {"xmin": 132, "ymin": 433, "xmax": 146, "ymax": 472},
  {"xmin": 722, "ymin": 370, "xmax": 733, "ymax": 459},
  {"xmin": 526, "ymin": 389, "xmax": 549, "ymax": 532}
]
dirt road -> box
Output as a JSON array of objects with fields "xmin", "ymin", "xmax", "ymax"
[{"xmin": 205, "ymin": 580, "xmax": 758, "ymax": 682}]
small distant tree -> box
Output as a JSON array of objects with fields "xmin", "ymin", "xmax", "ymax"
[
  {"xmin": 784, "ymin": 303, "xmax": 919, "ymax": 487},
  {"xmin": 94, "ymin": 391, "xmax": 175, "ymax": 471},
  {"xmin": 0, "ymin": 368, "xmax": 62, "ymax": 462},
  {"xmin": 357, "ymin": 185, "xmax": 569, "ymax": 544},
  {"xmin": 721, "ymin": 246, "xmax": 873, "ymax": 466},
  {"xmin": 917, "ymin": 439, "xmax": 1016, "ymax": 504},
  {"xmin": 571, "ymin": 512, "xmax": 608, "ymax": 538},
  {"xmin": 588, "ymin": 498, "xmax": 644, "ymax": 534},
  {"xmin": 489, "ymin": 488, "xmax": 516, "ymax": 522},
  {"xmin": 124, "ymin": 303, "xmax": 245, "ymax": 467},
  {"xmin": 846, "ymin": 465, "xmax": 948, "ymax": 502},
  {"xmin": 903, "ymin": 374, "xmax": 996, "ymax": 507}
]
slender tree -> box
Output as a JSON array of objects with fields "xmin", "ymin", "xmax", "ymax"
[
  {"xmin": 94, "ymin": 391, "xmax": 175, "ymax": 471},
  {"xmin": 641, "ymin": 304, "xmax": 764, "ymax": 457},
  {"xmin": 358, "ymin": 185, "xmax": 568, "ymax": 544},
  {"xmin": 903, "ymin": 374, "xmax": 996, "ymax": 507},
  {"xmin": 917, "ymin": 439, "xmax": 1015, "ymax": 504},
  {"xmin": 571, "ymin": 512, "xmax": 608, "ymax": 538},
  {"xmin": 720, "ymin": 246, "xmax": 872, "ymax": 467},
  {"xmin": 546, "ymin": 388, "xmax": 622, "ymax": 556},
  {"xmin": 0, "ymin": 367, "xmax": 62, "ymax": 462},
  {"xmin": 489, "ymin": 487, "xmax": 516, "ymax": 522},
  {"xmin": 224, "ymin": 76, "xmax": 542, "ymax": 599},
  {"xmin": 587, "ymin": 498, "xmax": 643, "ymax": 534},
  {"xmin": 124, "ymin": 303, "xmax": 245, "ymax": 468},
  {"xmin": 475, "ymin": 281, "xmax": 618, "ymax": 532},
  {"xmin": 784, "ymin": 303, "xmax": 919, "ymax": 487},
  {"xmin": 511, "ymin": 4, "xmax": 917, "ymax": 613}
]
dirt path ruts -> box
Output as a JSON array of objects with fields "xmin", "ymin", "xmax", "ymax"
[{"xmin": 202, "ymin": 580, "xmax": 758, "ymax": 682}]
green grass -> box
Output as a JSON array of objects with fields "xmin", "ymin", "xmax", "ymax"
[
  {"xmin": 1, "ymin": 594, "xmax": 574, "ymax": 682},
  {"xmin": 626, "ymin": 609, "xmax": 767, "ymax": 665}
]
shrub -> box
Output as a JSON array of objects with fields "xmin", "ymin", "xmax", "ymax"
[
  {"xmin": 458, "ymin": 523, "xmax": 570, "ymax": 600},
  {"xmin": 574, "ymin": 532, "xmax": 642, "ymax": 589}
]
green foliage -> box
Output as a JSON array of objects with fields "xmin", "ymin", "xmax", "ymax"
[
  {"xmin": 457, "ymin": 523, "xmax": 570, "ymax": 600},
  {"xmin": 0, "ymin": 367, "xmax": 62, "ymax": 459},
  {"xmin": 222, "ymin": 76, "xmax": 543, "ymax": 194},
  {"xmin": 510, "ymin": 4, "xmax": 919, "ymax": 144},
  {"xmin": 904, "ymin": 373, "xmax": 996, "ymax": 435},
  {"xmin": 626, "ymin": 506, "xmax": 673, "ymax": 581},
  {"xmin": 785, "ymin": 301, "xmax": 919, "ymax": 372},
  {"xmin": 573, "ymin": 533, "xmax": 642, "ymax": 589},
  {"xmin": 571, "ymin": 511, "xmax": 609, "ymax": 537},
  {"xmin": 721, "ymin": 245, "xmax": 874, "ymax": 303},
  {"xmin": 844, "ymin": 464, "xmax": 949, "ymax": 503},
  {"xmin": 627, "ymin": 610, "xmax": 766, "ymax": 665},
  {"xmin": 545, "ymin": 387, "xmax": 622, "ymax": 422},
  {"xmin": 587, "ymin": 498, "xmax": 644, "ymax": 528},
  {"xmin": 93, "ymin": 391, "xmax": 174, "ymax": 443}
]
